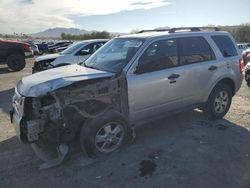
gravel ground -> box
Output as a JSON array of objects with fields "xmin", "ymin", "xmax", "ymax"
[{"xmin": 0, "ymin": 57, "xmax": 250, "ymax": 188}]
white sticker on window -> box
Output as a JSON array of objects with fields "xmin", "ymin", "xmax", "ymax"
[{"xmin": 124, "ymin": 41, "xmax": 142, "ymax": 48}]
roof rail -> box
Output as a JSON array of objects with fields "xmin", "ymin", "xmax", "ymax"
[
  {"xmin": 137, "ymin": 29, "xmax": 170, "ymax": 33},
  {"xmin": 137, "ymin": 27, "xmax": 219, "ymax": 34},
  {"xmin": 168, "ymin": 27, "xmax": 219, "ymax": 33}
]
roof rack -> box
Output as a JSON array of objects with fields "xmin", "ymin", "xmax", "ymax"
[
  {"xmin": 137, "ymin": 29, "xmax": 170, "ymax": 33},
  {"xmin": 138, "ymin": 27, "xmax": 219, "ymax": 34},
  {"xmin": 168, "ymin": 27, "xmax": 219, "ymax": 33}
]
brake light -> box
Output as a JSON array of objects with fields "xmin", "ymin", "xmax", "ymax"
[
  {"xmin": 239, "ymin": 59, "xmax": 244, "ymax": 74},
  {"xmin": 22, "ymin": 43, "xmax": 30, "ymax": 51}
]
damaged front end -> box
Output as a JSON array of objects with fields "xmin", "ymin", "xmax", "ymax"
[{"xmin": 11, "ymin": 65, "xmax": 125, "ymax": 169}]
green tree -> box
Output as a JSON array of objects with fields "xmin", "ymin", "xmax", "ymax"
[{"xmin": 60, "ymin": 31, "xmax": 111, "ymax": 41}]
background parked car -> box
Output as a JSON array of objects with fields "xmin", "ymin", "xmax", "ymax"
[
  {"xmin": 242, "ymin": 47, "xmax": 250, "ymax": 65},
  {"xmin": 52, "ymin": 46, "xmax": 68, "ymax": 53},
  {"xmin": 32, "ymin": 39, "xmax": 108, "ymax": 73},
  {"xmin": 0, "ymin": 39, "xmax": 33, "ymax": 71},
  {"xmin": 36, "ymin": 42, "xmax": 49, "ymax": 54},
  {"xmin": 237, "ymin": 43, "xmax": 250, "ymax": 55},
  {"xmin": 48, "ymin": 41, "xmax": 73, "ymax": 53},
  {"xmin": 26, "ymin": 41, "xmax": 39, "ymax": 55}
]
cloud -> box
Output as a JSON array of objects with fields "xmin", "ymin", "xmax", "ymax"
[
  {"xmin": 130, "ymin": 1, "xmax": 154, "ymax": 6},
  {"xmin": 0, "ymin": 0, "xmax": 171, "ymax": 33}
]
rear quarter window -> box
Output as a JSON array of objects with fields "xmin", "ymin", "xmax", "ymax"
[{"xmin": 211, "ymin": 35, "xmax": 238, "ymax": 57}]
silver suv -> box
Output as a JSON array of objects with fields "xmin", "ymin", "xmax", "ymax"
[{"xmin": 10, "ymin": 27, "xmax": 243, "ymax": 167}]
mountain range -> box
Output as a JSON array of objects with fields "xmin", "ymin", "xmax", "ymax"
[
  {"xmin": 29, "ymin": 27, "xmax": 124, "ymax": 38},
  {"xmin": 29, "ymin": 27, "xmax": 91, "ymax": 38}
]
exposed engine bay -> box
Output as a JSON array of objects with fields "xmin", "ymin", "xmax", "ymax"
[{"xmin": 16, "ymin": 75, "xmax": 127, "ymax": 169}]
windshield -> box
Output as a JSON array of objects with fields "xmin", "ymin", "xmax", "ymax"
[
  {"xmin": 60, "ymin": 42, "xmax": 86, "ymax": 55},
  {"xmin": 83, "ymin": 38, "xmax": 144, "ymax": 73}
]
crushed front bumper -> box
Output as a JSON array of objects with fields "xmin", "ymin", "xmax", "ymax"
[
  {"xmin": 10, "ymin": 109, "xmax": 22, "ymax": 141},
  {"xmin": 10, "ymin": 89, "xmax": 44, "ymax": 143},
  {"xmin": 10, "ymin": 89, "xmax": 25, "ymax": 142}
]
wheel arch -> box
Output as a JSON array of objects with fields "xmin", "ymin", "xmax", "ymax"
[
  {"xmin": 216, "ymin": 78, "xmax": 236, "ymax": 96},
  {"xmin": 203, "ymin": 76, "xmax": 236, "ymax": 104},
  {"xmin": 7, "ymin": 49, "xmax": 24, "ymax": 58}
]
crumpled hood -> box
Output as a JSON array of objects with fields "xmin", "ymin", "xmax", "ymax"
[
  {"xmin": 17, "ymin": 64, "xmax": 115, "ymax": 97},
  {"xmin": 35, "ymin": 53, "xmax": 62, "ymax": 62}
]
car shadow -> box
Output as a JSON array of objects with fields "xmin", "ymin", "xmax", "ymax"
[
  {"xmin": 0, "ymin": 88, "xmax": 14, "ymax": 115},
  {"xmin": 1, "ymin": 109, "xmax": 250, "ymax": 187},
  {"xmin": 63, "ymin": 110, "xmax": 250, "ymax": 188},
  {"xmin": 0, "ymin": 67, "xmax": 14, "ymax": 74}
]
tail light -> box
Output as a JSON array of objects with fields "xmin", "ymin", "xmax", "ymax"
[
  {"xmin": 22, "ymin": 43, "xmax": 31, "ymax": 51},
  {"xmin": 239, "ymin": 59, "xmax": 244, "ymax": 74}
]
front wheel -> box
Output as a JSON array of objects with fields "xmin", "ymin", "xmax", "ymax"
[
  {"xmin": 7, "ymin": 54, "xmax": 26, "ymax": 71},
  {"xmin": 204, "ymin": 83, "xmax": 232, "ymax": 120},
  {"xmin": 80, "ymin": 110, "xmax": 130, "ymax": 157},
  {"xmin": 31, "ymin": 139, "xmax": 69, "ymax": 169}
]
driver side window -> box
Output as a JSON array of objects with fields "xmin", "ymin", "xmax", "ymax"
[
  {"xmin": 77, "ymin": 44, "xmax": 93, "ymax": 56},
  {"xmin": 137, "ymin": 39, "xmax": 178, "ymax": 74},
  {"xmin": 76, "ymin": 42, "xmax": 105, "ymax": 56}
]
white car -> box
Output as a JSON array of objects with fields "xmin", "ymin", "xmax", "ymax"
[
  {"xmin": 237, "ymin": 43, "xmax": 250, "ymax": 55},
  {"xmin": 32, "ymin": 39, "xmax": 108, "ymax": 73}
]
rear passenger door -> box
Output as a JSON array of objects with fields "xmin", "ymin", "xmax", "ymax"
[{"xmin": 176, "ymin": 36, "xmax": 217, "ymax": 105}]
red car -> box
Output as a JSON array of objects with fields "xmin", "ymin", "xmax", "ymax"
[{"xmin": 0, "ymin": 39, "xmax": 33, "ymax": 71}]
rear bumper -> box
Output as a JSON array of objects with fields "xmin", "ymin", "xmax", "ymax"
[{"xmin": 25, "ymin": 51, "xmax": 34, "ymax": 58}]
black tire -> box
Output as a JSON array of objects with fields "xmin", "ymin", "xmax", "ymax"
[
  {"xmin": 204, "ymin": 83, "xmax": 232, "ymax": 120},
  {"xmin": 80, "ymin": 110, "xmax": 130, "ymax": 157},
  {"xmin": 245, "ymin": 72, "xmax": 250, "ymax": 82},
  {"xmin": 38, "ymin": 50, "xmax": 44, "ymax": 55},
  {"xmin": 7, "ymin": 54, "xmax": 26, "ymax": 71}
]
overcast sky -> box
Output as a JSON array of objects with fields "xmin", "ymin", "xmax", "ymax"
[{"xmin": 0, "ymin": 0, "xmax": 249, "ymax": 34}]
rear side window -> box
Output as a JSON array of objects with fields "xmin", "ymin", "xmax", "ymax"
[
  {"xmin": 137, "ymin": 39, "xmax": 178, "ymax": 73},
  {"xmin": 179, "ymin": 37, "xmax": 214, "ymax": 65},
  {"xmin": 211, "ymin": 35, "xmax": 238, "ymax": 57}
]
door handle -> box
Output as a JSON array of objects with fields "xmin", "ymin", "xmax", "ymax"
[
  {"xmin": 168, "ymin": 74, "xmax": 180, "ymax": 80},
  {"xmin": 208, "ymin": 65, "xmax": 218, "ymax": 71}
]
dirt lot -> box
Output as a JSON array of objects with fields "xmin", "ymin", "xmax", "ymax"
[{"xmin": 0, "ymin": 57, "xmax": 250, "ymax": 188}]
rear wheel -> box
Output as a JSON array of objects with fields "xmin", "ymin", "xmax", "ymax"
[
  {"xmin": 245, "ymin": 71, "xmax": 250, "ymax": 84},
  {"xmin": 80, "ymin": 110, "xmax": 130, "ymax": 157},
  {"xmin": 205, "ymin": 83, "xmax": 232, "ymax": 120},
  {"xmin": 7, "ymin": 54, "xmax": 25, "ymax": 71},
  {"xmin": 38, "ymin": 50, "xmax": 44, "ymax": 55}
]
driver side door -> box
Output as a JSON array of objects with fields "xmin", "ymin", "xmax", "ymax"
[{"xmin": 126, "ymin": 38, "xmax": 184, "ymax": 122}]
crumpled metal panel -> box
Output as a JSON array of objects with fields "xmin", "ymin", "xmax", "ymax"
[{"xmin": 16, "ymin": 64, "xmax": 114, "ymax": 97}]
